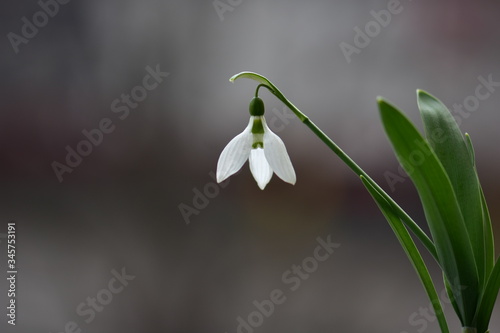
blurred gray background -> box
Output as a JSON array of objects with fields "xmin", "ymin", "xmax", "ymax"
[{"xmin": 0, "ymin": 0, "xmax": 499, "ymax": 332}]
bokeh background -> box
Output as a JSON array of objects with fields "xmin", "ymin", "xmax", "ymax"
[{"xmin": 0, "ymin": 0, "xmax": 499, "ymax": 332}]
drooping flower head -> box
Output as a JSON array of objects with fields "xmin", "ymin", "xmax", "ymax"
[{"xmin": 216, "ymin": 96, "xmax": 296, "ymax": 190}]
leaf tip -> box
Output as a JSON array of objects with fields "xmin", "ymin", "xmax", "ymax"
[
  {"xmin": 376, "ymin": 96, "xmax": 388, "ymax": 105},
  {"xmin": 376, "ymin": 97, "xmax": 397, "ymax": 118},
  {"xmin": 416, "ymin": 89, "xmax": 440, "ymax": 106},
  {"xmin": 416, "ymin": 89, "xmax": 432, "ymax": 102}
]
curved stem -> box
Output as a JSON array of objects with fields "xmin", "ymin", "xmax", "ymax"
[
  {"xmin": 255, "ymin": 84, "xmax": 274, "ymax": 97},
  {"xmin": 301, "ymin": 110, "xmax": 438, "ymax": 261}
]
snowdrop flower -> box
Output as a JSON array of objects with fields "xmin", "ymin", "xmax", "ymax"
[{"xmin": 217, "ymin": 97, "xmax": 296, "ymax": 190}]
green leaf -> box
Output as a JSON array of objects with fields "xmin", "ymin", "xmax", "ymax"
[
  {"xmin": 479, "ymin": 188, "xmax": 495, "ymax": 279},
  {"xmin": 464, "ymin": 133, "xmax": 495, "ymax": 279},
  {"xmin": 378, "ymin": 98, "xmax": 479, "ymax": 325},
  {"xmin": 475, "ymin": 257, "xmax": 500, "ymax": 333},
  {"xmin": 417, "ymin": 90, "xmax": 484, "ymax": 286},
  {"xmin": 360, "ymin": 175, "xmax": 449, "ymax": 333},
  {"xmin": 465, "ymin": 133, "xmax": 476, "ymax": 167},
  {"xmin": 444, "ymin": 273, "xmax": 464, "ymax": 325}
]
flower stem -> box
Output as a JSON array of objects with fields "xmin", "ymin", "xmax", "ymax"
[
  {"xmin": 255, "ymin": 84, "xmax": 273, "ymax": 97},
  {"xmin": 274, "ymin": 87, "xmax": 437, "ymax": 260}
]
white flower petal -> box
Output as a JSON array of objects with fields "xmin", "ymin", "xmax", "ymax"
[
  {"xmin": 216, "ymin": 119, "xmax": 253, "ymax": 183},
  {"xmin": 249, "ymin": 148, "xmax": 273, "ymax": 190},
  {"xmin": 263, "ymin": 119, "xmax": 296, "ymax": 185}
]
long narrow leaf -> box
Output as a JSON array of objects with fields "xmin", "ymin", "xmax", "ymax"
[
  {"xmin": 475, "ymin": 257, "xmax": 500, "ymax": 333},
  {"xmin": 418, "ymin": 91, "xmax": 484, "ymax": 286},
  {"xmin": 465, "ymin": 133, "xmax": 476, "ymax": 167},
  {"xmin": 479, "ymin": 187, "xmax": 495, "ymax": 279},
  {"xmin": 444, "ymin": 274, "xmax": 464, "ymax": 325},
  {"xmin": 361, "ymin": 175, "xmax": 449, "ymax": 333},
  {"xmin": 378, "ymin": 98, "xmax": 479, "ymax": 325},
  {"xmin": 464, "ymin": 133, "xmax": 495, "ymax": 279}
]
